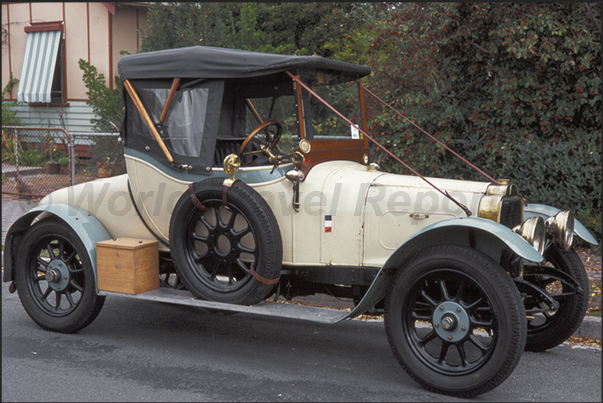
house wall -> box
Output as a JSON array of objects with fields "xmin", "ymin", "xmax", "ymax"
[{"xmin": 2, "ymin": 2, "xmax": 148, "ymax": 132}]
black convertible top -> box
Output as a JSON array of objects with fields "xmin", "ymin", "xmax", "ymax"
[{"xmin": 118, "ymin": 45, "xmax": 371, "ymax": 81}]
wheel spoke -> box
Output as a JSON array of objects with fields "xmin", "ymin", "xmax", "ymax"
[
  {"xmin": 232, "ymin": 226, "xmax": 251, "ymax": 240},
  {"xmin": 225, "ymin": 264, "xmax": 234, "ymax": 283},
  {"xmin": 420, "ymin": 290, "xmax": 439, "ymax": 307},
  {"xmin": 70, "ymin": 280, "xmax": 83, "ymax": 293},
  {"xmin": 438, "ymin": 342, "xmax": 450, "ymax": 364},
  {"xmin": 209, "ymin": 260, "xmax": 220, "ymax": 279},
  {"xmin": 55, "ymin": 292, "xmax": 62, "ymax": 309},
  {"xmin": 412, "ymin": 311, "xmax": 432, "ymax": 321},
  {"xmin": 418, "ymin": 329, "xmax": 438, "ymax": 345},
  {"xmin": 63, "ymin": 250, "xmax": 77, "ymax": 264},
  {"xmin": 235, "ymin": 258, "xmax": 251, "ymax": 274},
  {"xmin": 455, "ymin": 279, "xmax": 466, "ymax": 302},
  {"xmin": 37, "ymin": 256, "xmax": 49, "ymax": 269},
  {"xmin": 470, "ymin": 317, "xmax": 492, "ymax": 328},
  {"xmin": 193, "ymin": 249, "xmax": 209, "ymax": 261},
  {"xmin": 237, "ymin": 243, "xmax": 256, "ymax": 255},
  {"xmin": 199, "ymin": 214, "xmax": 216, "ymax": 231},
  {"xmin": 464, "ymin": 296, "xmax": 484, "ymax": 312},
  {"xmin": 468, "ymin": 334, "xmax": 490, "ymax": 353},
  {"xmin": 46, "ymin": 242, "xmax": 56, "ymax": 259},
  {"xmin": 214, "ymin": 207, "xmax": 224, "ymax": 228},
  {"xmin": 227, "ymin": 210, "xmax": 238, "ymax": 228},
  {"xmin": 456, "ymin": 343, "xmax": 468, "ymax": 367},
  {"xmin": 192, "ymin": 232, "xmax": 208, "ymax": 242},
  {"xmin": 41, "ymin": 287, "xmax": 53, "ymax": 301},
  {"xmin": 439, "ymin": 279, "xmax": 451, "ymax": 301},
  {"xmin": 64, "ymin": 291, "xmax": 75, "ymax": 308}
]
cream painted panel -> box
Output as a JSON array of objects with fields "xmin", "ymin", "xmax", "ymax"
[
  {"xmin": 126, "ymin": 156, "xmax": 188, "ymax": 242},
  {"xmin": 64, "ymin": 2, "xmax": 89, "ymax": 100},
  {"xmin": 253, "ymin": 180, "xmax": 294, "ymax": 265},
  {"xmin": 379, "ymin": 211, "xmax": 456, "ymax": 250},
  {"xmin": 127, "ymin": 155, "xmax": 297, "ymax": 264},
  {"xmin": 319, "ymin": 162, "xmax": 384, "ymax": 266},
  {"xmin": 281, "ymin": 161, "xmax": 384, "ymax": 266},
  {"xmin": 31, "ymin": 3, "xmax": 63, "ymax": 22},
  {"xmin": 38, "ymin": 174, "xmax": 157, "ymax": 245},
  {"xmin": 362, "ymin": 174, "xmax": 488, "ymax": 266}
]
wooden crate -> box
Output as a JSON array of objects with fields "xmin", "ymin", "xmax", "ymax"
[{"xmin": 96, "ymin": 238, "xmax": 160, "ymax": 294}]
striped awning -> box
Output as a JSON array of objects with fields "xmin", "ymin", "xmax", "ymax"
[{"xmin": 17, "ymin": 30, "xmax": 61, "ymax": 103}]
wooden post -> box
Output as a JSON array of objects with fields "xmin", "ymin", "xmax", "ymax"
[
  {"xmin": 159, "ymin": 78, "xmax": 181, "ymax": 124},
  {"xmin": 123, "ymin": 79, "xmax": 174, "ymax": 164}
]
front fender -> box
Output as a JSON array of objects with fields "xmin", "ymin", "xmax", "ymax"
[
  {"xmin": 524, "ymin": 203, "xmax": 598, "ymax": 245},
  {"xmin": 341, "ymin": 217, "xmax": 543, "ymax": 321},
  {"xmin": 3, "ymin": 204, "xmax": 111, "ymax": 288}
]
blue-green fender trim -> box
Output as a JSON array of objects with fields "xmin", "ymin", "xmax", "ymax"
[
  {"xmin": 524, "ymin": 203, "xmax": 598, "ymax": 245},
  {"xmin": 336, "ymin": 217, "xmax": 544, "ymax": 322},
  {"xmin": 2, "ymin": 204, "xmax": 111, "ymax": 289}
]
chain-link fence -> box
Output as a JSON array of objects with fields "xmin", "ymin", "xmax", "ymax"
[{"xmin": 2, "ymin": 126, "xmax": 125, "ymax": 199}]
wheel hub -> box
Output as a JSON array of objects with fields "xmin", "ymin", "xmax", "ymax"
[
  {"xmin": 433, "ymin": 301, "xmax": 470, "ymax": 342},
  {"xmin": 46, "ymin": 260, "xmax": 70, "ymax": 292},
  {"xmin": 440, "ymin": 314, "xmax": 458, "ymax": 331}
]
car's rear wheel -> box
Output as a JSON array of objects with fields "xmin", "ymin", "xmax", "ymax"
[
  {"xmin": 15, "ymin": 219, "xmax": 105, "ymax": 333},
  {"xmin": 169, "ymin": 178, "xmax": 282, "ymax": 305},
  {"xmin": 522, "ymin": 245, "xmax": 589, "ymax": 352},
  {"xmin": 384, "ymin": 245, "xmax": 526, "ymax": 398}
]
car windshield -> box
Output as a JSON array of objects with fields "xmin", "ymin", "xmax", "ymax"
[
  {"xmin": 301, "ymin": 71, "xmax": 363, "ymax": 141},
  {"xmin": 244, "ymin": 94, "xmax": 299, "ymax": 154}
]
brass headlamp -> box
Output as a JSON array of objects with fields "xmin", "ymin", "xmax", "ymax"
[
  {"xmin": 514, "ymin": 216, "xmax": 546, "ymax": 255},
  {"xmin": 546, "ymin": 210, "xmax": 574, "ymax": 251}
]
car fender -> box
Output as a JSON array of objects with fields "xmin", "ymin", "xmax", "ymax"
[
  {"xmin": 524, "ymin": 203, "xmax": 598, "ymax": 245},
  {"xmin": 339, "ymin": 217, "xmax": 544, "ymax": 321},
  {"xmin": 3, "ymin": 204, "xmax": 111, "ymax": 290}
]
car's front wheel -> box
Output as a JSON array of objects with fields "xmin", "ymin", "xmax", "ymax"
[
  {"xmin": 522, "ymin": 245, "xmax": 589, "ymax": 352},
  {"xmin": 384, "ymin": 245, "xmax": 526, "ymax": 398}
]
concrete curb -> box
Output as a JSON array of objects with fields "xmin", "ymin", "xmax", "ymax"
[{"xmin": 573, "ymin": 315, "xmax": 602, "ymax": 341}]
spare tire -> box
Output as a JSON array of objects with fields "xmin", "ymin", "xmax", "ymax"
[{"xmin": 169, "ymin": 178, "xmax": 282, "ymax": 305}]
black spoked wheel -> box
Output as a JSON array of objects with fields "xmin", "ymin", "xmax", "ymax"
[
  {"xmin": 15, "ymin": 219, "xmax": 105, "ymax": 333},
  {"xmin": 385, "ymin": 245, "xmax": 526, "ymax": 398},
  {"xmin": 185, "ymin": 200, "xmax": 258, "ymax": 293},
  {"xmin": 170, "ymin": 178, "xmax": 282, "ymax": 305},
  {"xmin": 522, "ymin": 245, "xmax": 589, "ymax": 352}
]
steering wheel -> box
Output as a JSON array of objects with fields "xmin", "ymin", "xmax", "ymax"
[{"xmin": 238, "ymin": 120, "xmax": 282, "ymax": 163}]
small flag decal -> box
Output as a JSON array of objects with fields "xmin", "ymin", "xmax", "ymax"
[{"xmin": 325, "ymin": 215, "xmax": 332, "ymax": 233}]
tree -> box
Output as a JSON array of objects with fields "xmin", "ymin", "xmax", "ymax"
[
  {"xmin": 366, "ymin": 3, "xmax": 601, "ymax": 242},
  {"xmin": 140, "ymin": 2, "xmax": 373, "ymax": 60}
]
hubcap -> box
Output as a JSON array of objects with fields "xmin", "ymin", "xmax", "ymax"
[
  {"xmin": 432, "ymin": 301, "xmax": 470, "ymax": 342},
  {"xmin": 46, "ymin": 260, "xmax": 70, "ymax": 292}
]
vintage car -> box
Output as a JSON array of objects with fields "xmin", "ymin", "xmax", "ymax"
[{"xmin": 3, "ymin": 46, "xmax": 598, "ymax": 397}]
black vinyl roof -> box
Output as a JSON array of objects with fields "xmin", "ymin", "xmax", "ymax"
[{"xmin": 117, "ymin": 45, "xmax": 371, "ymax": 81}]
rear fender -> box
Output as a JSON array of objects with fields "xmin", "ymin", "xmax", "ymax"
[
  {"xmin": 524, "ymin": 203, "xmax": 598, "ymax": 245},
  {"xmin": 341, "ymin": 217, "xmax": 544, "ymax": 321},
  {"xmin": 3, "ymin": 204, "xmax": 111, "ymax": 290}
]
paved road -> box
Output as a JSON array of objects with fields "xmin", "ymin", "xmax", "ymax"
[{"xmin": 2, "ymin": 279, "xmax": 601, "ymax": 402}]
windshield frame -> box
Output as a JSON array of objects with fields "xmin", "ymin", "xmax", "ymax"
[{"xmin": 292, "ymin": 71, "xmax": 369, "ymax": 175}]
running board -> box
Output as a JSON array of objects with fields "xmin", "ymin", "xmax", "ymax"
[{"xmin": 98, "ymin": 287, "xmax": 350, "ymax": 324}]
